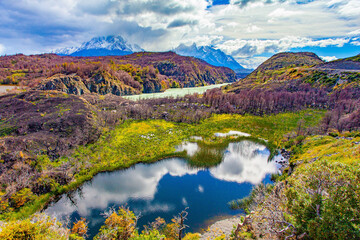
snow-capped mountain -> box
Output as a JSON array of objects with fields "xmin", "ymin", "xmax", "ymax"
[
  {"xmin": 55, "ymin": 36, "xmax": 144, "ymax": 57},
  {"xmin": 174, "ymin": 43, "xmax": 246, "ymax": 71}
]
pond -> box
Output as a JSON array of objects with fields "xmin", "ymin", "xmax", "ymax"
[
  {"xmin": 123, "ymin": 83, "xmax": 229, "ymax": 101},
  {"xmin": 45, "ymin": 140, "xmax": 280, "ymax": 239}
]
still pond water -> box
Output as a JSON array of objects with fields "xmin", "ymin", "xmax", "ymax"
[{"xmin": 45, "ymin": 140, "xmax": 279, "ymax": 238}]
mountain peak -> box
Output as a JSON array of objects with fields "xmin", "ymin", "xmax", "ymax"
[
  {"xmin": 54, "ymin": 35, "xmax": 144, "ymax": 57},
  {"xmin": 174, "ymin": 43, "xmax": 245, "ymax": 71}
]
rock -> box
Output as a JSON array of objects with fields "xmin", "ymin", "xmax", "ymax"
[
  {"xmin": 37, "ymin": 73, "xmax": 140, "ymax": 96},
  {"xmin": 200, "ymin": 216, "xmax": 243, "ymax": 240},
  {"xmin": 37, "ymin": 74, "xmax": 89, "ymax": 95}
]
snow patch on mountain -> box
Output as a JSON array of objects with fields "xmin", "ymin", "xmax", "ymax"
[
  {"xmin": 174, "ymin": 43, "xmax": 245, "ymax": 71},
  {"xmin": 54, "ymin": 36, "xmax": 144, "ymax": 56}
]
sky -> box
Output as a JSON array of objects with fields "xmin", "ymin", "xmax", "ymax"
[{"xmin": 0, "ymin": 0, "xmax": 359, "ymax": 68}]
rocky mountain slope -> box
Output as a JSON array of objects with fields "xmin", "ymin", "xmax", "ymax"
[
  {"xmin": 174, "ymin": 43, "xmax": 243, "ymax": 70},
  {"xmin": 0, "ymin": 52, "xmax": 236, "ymax": 95},
  {"xmin": 174, "ymin": 43, "xmax": 252, "ymax": 78}
]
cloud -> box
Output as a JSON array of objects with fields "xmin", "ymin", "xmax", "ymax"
[
  {"xmin": 118, "ymin": 0, "xmax": 204, "ymax": 16},
  {"xmin": 176, "ymin": 35, "xmax": 224, "ymax": 48},
  {"xmin": 218, "ymin": 37, "xmax": 350, "ymax": 58},
  {"xmin": 246, "ymin": 24, "xmax": 262, "ymax": 33},
  {"xmin": 167, "ymin": 19, "xmax": 199, "ymax": 28},
  {"xmin": 320, "ymin": 56, "xmax": 338, "ymax": 62},
  {"xmin": 329, "ymin": 0, "xmax": 360, "ymax": 18},
  {"xmin": 348, "ymin": 29, "xmax": 360, "ymax": 36},
  {"xmin": 0, "ymin": 0, "xmax": 359, "ymax": 65},
  {"xmin": 235, "ymin": 56, "xmax": 270, "ymax": 69},
  {"xmin": 230, "ymin": 0, "xmax": 281, "ymax": 8},
  {"xmin": 116, "ymin": 0, "xmax": 210, "ymax": 30},
  {"xmin": 213, "ymin": 36, "xmax": 355, "ymax": 68},
  {"xmin": 268, "ymin": 8, "xmax": 303, "ymax": 22}
]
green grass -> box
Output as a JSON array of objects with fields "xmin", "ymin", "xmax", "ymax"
[
  {"xmin": 1, "ymin": 109, "xmax": 325, "ymax": 220},
  {"xmin": 71, "ymin": 109, "xmax": 324, "ymax": 173},
  {"xmin": 290, "ymin": 135, "xmax": 360, "ymax": 165}
]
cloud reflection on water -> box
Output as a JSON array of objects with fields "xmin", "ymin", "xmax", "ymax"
[
  {"xmin": 210, "ymin": 141, "xmax": 277, "ymax": 185},
  {"xmin": 46, "ymin": 140, "xmax": 277, "ymax": 218}
]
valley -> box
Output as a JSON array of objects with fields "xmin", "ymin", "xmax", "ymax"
[
  {"xmin": 0, "ymin": 51, "xmax": 359, "ymax": 239},
  {"xmin": 1, "ymin": 0, "xmax": 360, "ymax": 238}
]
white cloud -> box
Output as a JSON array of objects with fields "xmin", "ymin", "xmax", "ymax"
[
  {"xmin": 0, "ymin": 0, "xmax": 359, "ymax": 64},
  {"xmin": 336, "ymin": 0, "xmax": 360, "ymax": 18},
  {"xmin": 235, "ymin": 56, "xmax": 270, "ymax": 69},
  {"xmin": 217, "ymin": 37, "xmax": 350, "ymax": 57},
  {"xmin": 348, "ymin": 29, "xmax": 360, "ymax": 36},
  {"xmin": 268, "ymin": 8, "xmax": 303, "ymax": 21},
  {"xmin": 246, "ymin": 24, "xmax": 262, "ymax": 33},
  {"xmin": 320, "ymin": 56, "xmax": 338, "ymax": 62},
  {"xmin": 218, "ymin": 35, "xmax": 357, "ymax": 68}
]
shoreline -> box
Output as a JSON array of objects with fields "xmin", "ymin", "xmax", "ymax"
[{"xmin": 200, "ymin": 215, "xmax": 243, "ymax": 239}]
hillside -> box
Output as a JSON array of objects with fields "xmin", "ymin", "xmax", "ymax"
[
  {"xmin": 0, "ymin": 91, "xmax": 102, "ymax": 158},
  {"xmin": 315, "ymin": 54, "xmax": 360, "ymax": 72},
  {"xmin": 0, "ymin": 52, "xmax": 236, "ymax": 95},
  {"xmin": 227, "ymin": 52, "xmax": 360, "ymax": 93},
  {"xmin": 252, "ymin": 52, "xmax": 323, "ymax": 72}
]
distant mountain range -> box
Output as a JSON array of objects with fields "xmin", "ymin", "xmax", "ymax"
[
  {"xmin": 173, "ymin": 43, "xmax": 241, "ymax": 70},
  {"xmin": 55, "ymin": 36, "xmax": 144, "ymax": 57},
  {"xmin": 173, "ymin": 43, "xmax": 252, "ymax": 78},
  {"xmin": 54, "ymin": 35, "xmax": 252, "ymax": 77}
]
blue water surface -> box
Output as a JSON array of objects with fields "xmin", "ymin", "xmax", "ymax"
[{"xmin": 45, "ymin": 141, "xmax": 278, "ymax": 239}]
